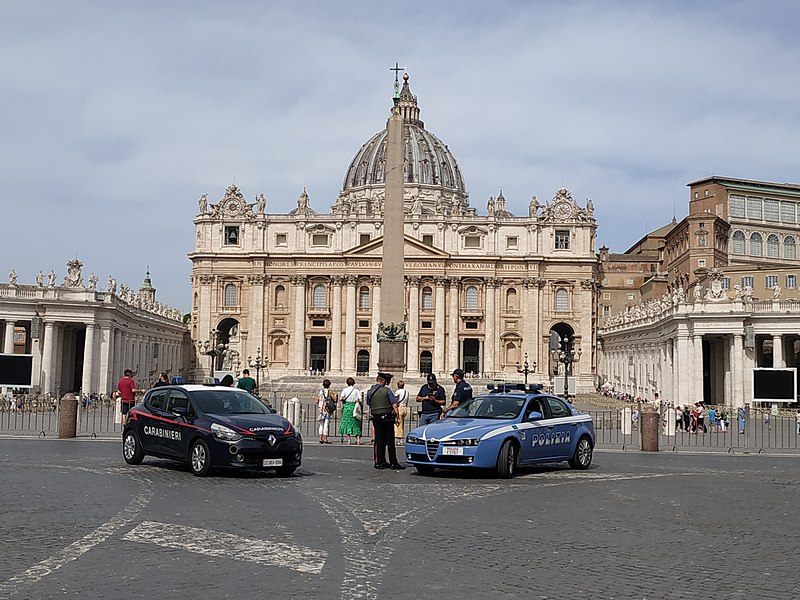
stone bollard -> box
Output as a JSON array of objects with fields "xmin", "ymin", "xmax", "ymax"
[
  {"xmin": 58, "ymin": 393, "xmax": 79, "ymax": 438},
  {"xmin": 640, "ymin": 406, "xmax": 659, "ymax": 452}
]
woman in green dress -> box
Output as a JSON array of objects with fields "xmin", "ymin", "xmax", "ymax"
[{"xmin": 339, "ymin": 377, "xmax": 363, "ymax": 444}]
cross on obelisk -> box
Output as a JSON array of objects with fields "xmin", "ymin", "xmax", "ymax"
[{"xmin": 377, "ymin": 64, "xmax": 407, "ymax": 375}]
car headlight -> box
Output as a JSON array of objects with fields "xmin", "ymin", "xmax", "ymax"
[
  {"xmin": 211, "ymin": 422, "xmax": 243, "ymax": 442},
  {"xmin": 442, "ymin": 438, "xmax": 480, "ymax": 447},
  {"xmin": 406, "ymin": 435, "xmax": 425, "ymax": 445}
]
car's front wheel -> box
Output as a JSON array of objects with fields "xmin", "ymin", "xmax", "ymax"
[
  {"xmin": 415, "ymin": 465, "xmax": 436, "ymax": 476},
  {"xmin": 122, "ymin": 430, "xmax": 144, "ymax": 465},
  {"xmin": 495, "ymin": 439, "xmax": 517, "ymax": 478},
  {"xmin": 189, "ymin": 439, "xmax": 212, "ymax": 477},
  {"xmin": 568, "ymin": 436, "xmax": 593, "ymax": 470}
]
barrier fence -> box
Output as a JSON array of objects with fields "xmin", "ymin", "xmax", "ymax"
[{"xmin": 2, "ymin": 393, "xmax": 799, "ymax": 454}]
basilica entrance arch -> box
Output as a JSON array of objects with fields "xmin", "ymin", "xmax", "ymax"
[
  {"xmin": 356, "ymin": 350, "xmax": 369, "ymax": 376},
  {"xmin": 548, "ymin": 322, "xmax": 576, "ymax": 376},
  {"xmin": 419, "ymin": 350, "xmax": 432, "ymax": 375},
  {"xmin": 215, "ymin": 318, "xmax": 240, "ymax": 373}
]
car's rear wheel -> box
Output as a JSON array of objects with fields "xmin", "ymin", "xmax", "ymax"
[
  {"xmin": 190, "ymin": 439, "xmax": 212, "ymax": 477},
  {"xmin": 122, "ymin": 430, "xmax": 144, "ymax": 465},
  {"xmin": 568, "ymin": 436, "xmax": 593, "ymax": 470},
  {"xmin": 415, "ymin": 465, "xmax": 436, "ymax": 476},
  {"xmin": 275, "ymin": 466, "xmax": 297, "ymax": 477},
  {"xmin": 495, "ymin": 439, "xmax": 517, "ymax": 478}
]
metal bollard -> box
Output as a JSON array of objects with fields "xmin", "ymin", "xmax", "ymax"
[
  {"xmin": 58, "ymin": 393, "xmax": 79, "ymax": 438},
  {"xmin": 640, "ymin": 406, "xmax": 659, "ymax": 451}
]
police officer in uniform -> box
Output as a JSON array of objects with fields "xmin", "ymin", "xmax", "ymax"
[
  {"xmin": 367, "ymin": 372, "xmax": 406, "ymax": 470},
  {"xmin": 443, "ymin": 368, "xmax": 473, "ymax": 415},
  {"xmin": 416, "ymin": 373, "xmax": 446, "ymax": 425}
]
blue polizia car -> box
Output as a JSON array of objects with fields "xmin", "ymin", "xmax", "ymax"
[{"xmin": 405, "ymin": 384, "xmax": 595, "ymax": 478}]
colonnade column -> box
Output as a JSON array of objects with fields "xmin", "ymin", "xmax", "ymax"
[
  {"xmin": 330, "ymin": 276, "xmax": 343, "ymax": 374},
  {"xmin": 676, "ymin": 333, "xmax": 689, "ymax": 406},
  {"xmin": 41, "ymin": 321, "xmax": 55, "ymax": 395},
  {"xmin": 692, "ymin": 334, "xmax": 703, "ymax": 402},
  {"xmin": 732, "ymin": 333, "xmax": 745, "ymax": 408},
  {"xmin": 484, "ymin": 278, "xmax": 497, "ymax": 375},
  {"xmin": 407, "ymin": 276, "xmax": 420, "ymax": 374},
  {"xmin": 81, "ymin": 324, "xmax": 96, "ymax": 394},
  {"xmin": 343, "ymin": 276, "xmax": 356, "ymax": 372},
  {"xmin": 3, "ymin": 320, "xmax": 15, "ymax": 353},
  {"xmin": 291, "ymin": 276, "xmax": 306, "ymax": 372},
  {"xmin": 249, "ymin": 274, "xmax": 267, "ymax": 359},
  {"xmin": 772, "ymin": 334, "xmax": 784, "ymax": 368},
  {"xmin": 434, "ymin": 277, "xmax": 447, "ymax": 374},
  {"xmin": 447, "ymin": 277, "xmax": 459, "ymax": 373},
  {"xmin": 369, "ymin": 276, "xmax": 381, "ymax": 374}
]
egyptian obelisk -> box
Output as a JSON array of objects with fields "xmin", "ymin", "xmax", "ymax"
[{"xmin": 377, "ymin": 66, "xmax": 407, "ymax": 373}]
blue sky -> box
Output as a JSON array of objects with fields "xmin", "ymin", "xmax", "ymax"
[{"xmin": 2, "ymin": 1, "xmax": 799, "ymax": 310}]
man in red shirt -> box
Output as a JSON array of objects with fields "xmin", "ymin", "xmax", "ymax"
[{"xmin": 116, "ymin": 369, "xmax": 140, "ymax": 424}]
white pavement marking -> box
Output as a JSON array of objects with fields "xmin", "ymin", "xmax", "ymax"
[
  {"xmin": 123, "ymin": 520, "xmax": 327, "ymax": 574},
  {"xmin": 0, "ymin": 474, "xmax": 154, "ymax": 597}
]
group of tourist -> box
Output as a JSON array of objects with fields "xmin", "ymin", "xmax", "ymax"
[
  {"xmin": 315, "ymin": 369, "xmax": 473, "ymax": 470},
  {"xmin": 672, "ymin": 402, "xmax": 729, "ymax": 433}
]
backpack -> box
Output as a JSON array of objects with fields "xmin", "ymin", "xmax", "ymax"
[{"xmin": 324, "ymin": 390, "xmax": 336, "ymax": 414}]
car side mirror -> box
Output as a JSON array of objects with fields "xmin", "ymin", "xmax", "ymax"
[{"xmin": 527, "ymin": 411, "xmax": 543, "ymax": 421}]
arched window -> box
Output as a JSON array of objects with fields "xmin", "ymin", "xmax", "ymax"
[
  {"xmin": 312, "ymin": 284, "xmax": 326, "ymax": 307},
  {"xmin": 274, "ymin": 285, "xmax": 286, "ymax": 307},
  {"xmin": 421, "ymin": 287, "xmax": 433, "ymax": 310},
  {"xmin": 273, "ymin": 339, "xmax": 286, "ymax": 362},
  {"xmin": 505, "ymin": 341, "xmax": 519, "ymax": 366},
  {"xmin": 750, "ymin": 232, "xmax": 763, "ymax": 257},
  {"xmin": 465, "ymin": 286, "xmax": 479, "ymax": 309},
  {"xmin": 356, "ymin": 350, "xmax": 370, "ymax": 375},
  {"xmin": 767, "ymin": 234, "xmax": 780, "ymax": 258},
  {"xmin": 731, "ymin": 231, "xmax": 745, "ymax": 255},
  {"xmin": 555, "ymin": 287, "xmax": 569, "ymax": 312},
  {"xmin": 224, "ymin": 284, "xmax": 237, "ymax": 307},
  {"xmin": 358, "ymin": 286, "xmax": 370, "ymax": 309},
  {"xmin": 419, "ymin": 350, "xmax": 433, "ymax": 375},
  {"xmin": 785, "ymin": 236, "xmax": 797, "ymax": 260},
  {"xmin": 505, "ymin": 288, "xmax": 518, "ymax": 310}
]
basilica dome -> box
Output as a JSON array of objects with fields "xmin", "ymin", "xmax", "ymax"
[{"xmin": 333, "ymin": 73, "xmax": 471, "ymax": 217}]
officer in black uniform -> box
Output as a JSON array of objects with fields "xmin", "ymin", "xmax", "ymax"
[
  {"xmin": 443, "ymin": 368, "xmax": 473, "ymax": 415},
  {"xmin": 367, "ymin": 372, "xmax": 405, "ymax": 470},
  {"xmin": 416, "ymin": 373, "xmax": 446, "ymax": 425}
]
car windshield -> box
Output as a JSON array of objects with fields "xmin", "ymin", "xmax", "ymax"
[
  {"xmin": 192, "ymin": 389, "xmax": 273, "ymax": 415},
  {"xmin": 448, "ymin": 395, "xmax": 525, "ymax": 420}
]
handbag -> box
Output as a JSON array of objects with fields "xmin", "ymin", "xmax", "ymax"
[{"xmin": 352, "ymin": 401, "xmax": 363, "ymax": 419}]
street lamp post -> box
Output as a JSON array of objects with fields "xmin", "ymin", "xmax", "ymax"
[
  {"xmin": 198, "ymin": 330, "xmax": 228, "ymax": 380},
  {"xmin": 515, "ymin": 352, "xmax": 536, "ymax": 385},
  {"xmin": 248, "ymin": 347, "xmax": 266, "ymax": 393},
  {"xmin": 550, "ymin": 335, "xmax": 582, "ymax": 403}
]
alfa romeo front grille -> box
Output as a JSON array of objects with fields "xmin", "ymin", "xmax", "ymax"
[{"xmin": 425, "ymin": 440, "xmax": 439, "ymax": 461}]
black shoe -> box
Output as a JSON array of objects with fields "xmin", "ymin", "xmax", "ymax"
[
  {"xmin": 389, "ymin": 463, "xmax": 406, "ymax": 470},
  {"xmin": 374, "ymin": 463, "xmax": 388, "ymax": 470}
]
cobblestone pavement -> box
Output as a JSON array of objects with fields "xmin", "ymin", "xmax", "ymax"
[{"xmin": 1, "ymin": 440, "xmax": 799, "ymax": 599}]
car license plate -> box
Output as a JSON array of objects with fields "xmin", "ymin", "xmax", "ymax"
[
  {"xmin": 262, "ymin": 458, "xmax": 283, "ymax": 467},
  {"xmin": 442, "ymin": 447, "xmax": 463, "ymax": 455}
]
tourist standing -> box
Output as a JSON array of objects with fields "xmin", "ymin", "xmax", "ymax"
[
  {"xmin": 339, "ymin": 377, "xmax": 363, "ymax": 445},
  {"xmin": 317, "ymin": 379, "xmax": 337, "ymax": 444},
  {"xmin": 116, "ymin": 369, "xmax": 140, "ymax": 425},
  {"xmin": 737, "ymin": 406, "xmax": 746, "ymax": 434},
  {"xmin": 394, "ymin": 380, "xmax": 409, "ymax": 446},
  {"xmin": 237, "ymin": 369, "xmax": 257, "ymax": 395},
  {"xmin": 152, "ymin": 372, "xmax": 170, "ymax": 388}
]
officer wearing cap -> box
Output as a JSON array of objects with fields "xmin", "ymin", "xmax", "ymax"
[
  {"xmin": 416, "ymin": 373, "xmax": 446, "ymax": 425},
  {"xmin": 443, "ymin": 368, "xmax": 472, "ymax": 415}
]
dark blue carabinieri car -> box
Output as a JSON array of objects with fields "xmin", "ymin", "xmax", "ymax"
[
  {"xmin": 405, "ymin": 383, "xmax": 594, "ymax": 478},
  {"xmin": 122, "ymin": 384, "xmax": 302, "ymax": 477}
]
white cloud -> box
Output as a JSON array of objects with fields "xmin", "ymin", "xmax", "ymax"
[{"xmin": 1, "ymin": 0, "xmax": 799, "ymax": 307}]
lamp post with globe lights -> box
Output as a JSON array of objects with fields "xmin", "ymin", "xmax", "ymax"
[
  {"xmin": 550, "ymin": 334, "xmax": 582, "ymax": 403},
  {"xmin": 198, "ymin": 330, "xmax": 228, "ymax": 380},
  {"xmin": 515, "ymin": 352, "xmax": 536, "ymax": 385},
  {"xmin": 248, "ymin": 347, "xmax": 266, "ymax": 393}
]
